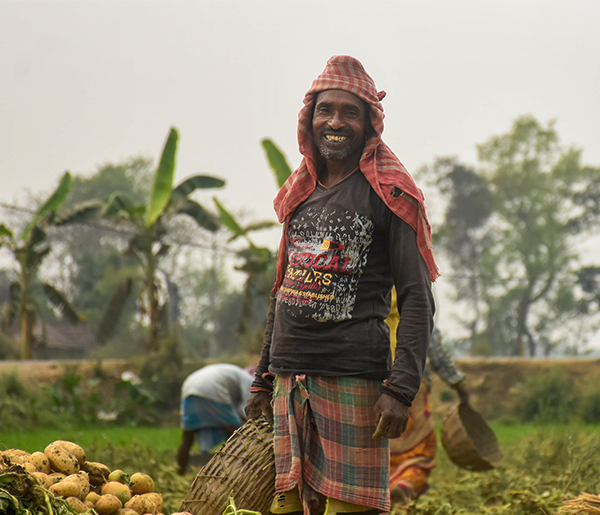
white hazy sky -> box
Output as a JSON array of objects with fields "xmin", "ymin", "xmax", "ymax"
[{"xmin": 1, "ymin": 0, "xmax": 600, "ymax": 347}]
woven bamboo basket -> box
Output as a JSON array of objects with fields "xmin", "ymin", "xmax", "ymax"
[
  {"xmin": 441, "ymin": 402, "xmax": 502, "ymax": 471},
  {"xmin": 180, "ymin": 415, "xmax": 276, "ymax": 515}
]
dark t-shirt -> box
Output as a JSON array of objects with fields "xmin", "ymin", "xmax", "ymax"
[{"xmin": 257, "ymin": 170, "xmax": 434, "ymax": 405}]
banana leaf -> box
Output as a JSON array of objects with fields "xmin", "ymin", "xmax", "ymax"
[
  {"xmin": 214, "ymin": 197, "xmax": 245, "ymax": 237},
  {"xmin": 0, "ymin": 224, "xmax": 14, "ymax": 240},
  {"xmin": 170, "ymin": 175, "xmax": 225, "ymax": 205},
  {"xmin": 175, "ymin": 198, "xmax": 220, "ymax": 232},
  {"xmin": 21, "ymin": 171, "xmax": 72, "ymax": 242},
  {"xmin": 42, "ymin": 283, "xmax": 80, "ymax": 324},
  {"xmin": 146, "ymin": 127, "xmax": 178, "ymax": 228},
  {"xmin": 261, "ymin": 138, "xmax": 292, "ymax": 188},
  {"xmin": 55, "ymin": 200, "xmax": 103, "ymax": 226},
  {"xmin": 104, "ymin": 192, "xmax": 139, "ymax": 219}
]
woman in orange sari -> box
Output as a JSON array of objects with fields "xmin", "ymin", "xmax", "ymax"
[{"xmin": 386, "ymin": 293, "xmax": 469, "ymax": 504}]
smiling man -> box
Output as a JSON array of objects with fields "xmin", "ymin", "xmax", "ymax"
[{"xmin": 246, "ymin": 56, "xmax": 438, "ymax": 515}]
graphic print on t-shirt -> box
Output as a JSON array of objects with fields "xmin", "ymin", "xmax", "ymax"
[{"xmin": 278, "ymin": 206, "xmax": 374, "ymax": 322}]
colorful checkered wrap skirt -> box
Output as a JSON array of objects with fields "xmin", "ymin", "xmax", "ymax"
[{"xmin": 273, "ymin": 375, "xmax": 390, "ymax": 512}]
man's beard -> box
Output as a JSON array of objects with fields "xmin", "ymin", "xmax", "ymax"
[
  {"xmin": 317, "ymin": 139, "xmax": 353, "ymax": 161},
  {"xmin": 315, "ymin": 128, "xmax": 361, "ymax": 161}
]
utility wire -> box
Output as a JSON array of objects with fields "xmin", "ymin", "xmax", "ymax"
[{"xmin": 0, "ymin": 202, "xmax": 246, "ymax": 255}]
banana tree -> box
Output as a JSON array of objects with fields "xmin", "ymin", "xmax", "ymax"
[
  {"xmin": 212, "ymin": 138, "xmax": 292, "ymax": 350},
  {"xmin": 99, "ymin": 127, "xmax": 225, "ymax": 351},
  {"xmin": 0, "ymin": 172, "xmax": 102, "ymax": 359}
]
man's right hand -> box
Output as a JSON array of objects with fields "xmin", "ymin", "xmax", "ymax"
[{"xmin": 245, "ymin": 391, "xmax": 274, "ymax": 426}]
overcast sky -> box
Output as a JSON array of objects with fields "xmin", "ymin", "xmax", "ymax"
[{"xmin": 1, "ymin": 0, "xmax": 599, "ymax": 347}]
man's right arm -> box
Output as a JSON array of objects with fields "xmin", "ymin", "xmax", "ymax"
[{"xmin": 245, "ymin": 292, "xmax": 277, "ymax": 425}]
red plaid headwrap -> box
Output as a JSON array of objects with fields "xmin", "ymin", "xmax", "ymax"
[{"xmin": 273, "ymin": 55, "xmax": 439, "ymax": 290}]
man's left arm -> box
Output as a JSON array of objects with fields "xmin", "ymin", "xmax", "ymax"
[{"xmin": 374, "ymin": 217, "xmax": 435, "ymax": 439}]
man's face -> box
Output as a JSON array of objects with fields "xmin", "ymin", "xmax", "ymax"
[{"xmin": 312, "ymin": 90, "xmax": 369, "ymax": 163}]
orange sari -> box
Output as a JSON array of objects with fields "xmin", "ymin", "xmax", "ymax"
[
  {"xmin": 386, "ymin": 289, "xmax": 436, "ymax": 502},
  {"xmin": 388, "ymin": 380, "xmax": 436, "ymax": 501}
]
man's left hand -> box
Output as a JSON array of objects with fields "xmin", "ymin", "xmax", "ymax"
[{"xmin": 372, "ymin": 394, "xmax": 409, "ymax": 439}]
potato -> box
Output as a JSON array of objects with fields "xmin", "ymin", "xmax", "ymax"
[
  {"xmin": 83, "ymin": 460, "xmax": 111, "ymax": 486},
  {"xmin": 67, "ymin": 496, "xmax": 88, "ymax": 514},
  {"xmin": 49, "ymin": 480, "xmax": 81, "ymax": 498},
  {"xmin": 64, "ymin": 471, "xmax": 90, "ymax": 500},
  {"xmin": 115, "ymin": 510, "xmax": 139, "ymax": 515},
  {"xmin": 1, "ymin": 449, "xmax": 30, "ymax": 464},
  {"xmin": 95, "ymin": 494, "xmax": 123, "ymax": 514},
  {"xmin": 53, "ymin": 440, "xmax": 86, "ymax": 464},
  {"xmin": 29, "ymin": 451, "xmax": 52, "ymax": 473},
  {"xmin": 129, "ymin": 472, "xmax": 154, "ymax": 494},
  {"xmin": 23, "ymin": 462, "xmax": 37, "ymax": 473},
  {"xmin": 142, "ymin": 492, "xmax": 162, "ymax": 513},
  {"xmin": 102, "ymin": 481, "xmax": 132, "ymax": 505},
  {"xmin": 108, "ymin": 469, "xmax": 130, "ymax": 484},
  {"xmin": 32, "ymin": 472, "xmax": 53, "ymax": 489},
  {"xmin": 86, "ymin": 491, "xmax": 101, "ymax": 504},
  {"xmin": 49, "ymin": 472, "xmax": 67, "ymax": 483},
  {"xmin": 44, "ymin": 442, "xmax": 80, "ymax": 475},
  {"xmin": 124, "ymin": 495, "xmax": 156, "ymax": 514},
  {"xmin": 84, "ymin": 499, "xmax": 96, "ymax": 509}
]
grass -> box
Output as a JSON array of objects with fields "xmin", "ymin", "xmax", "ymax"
[
  {"xmin": 3, "ymin": 422, "xmax": 600, "ymax": 514},
  {"xmin": 0, "ymin": 425, "xmax": 182, "ymax": 455}
]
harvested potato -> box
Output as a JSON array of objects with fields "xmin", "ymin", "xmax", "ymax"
[
  {"xmin": 44, "ymin": 442, "xmax": 80, "ymax": 475},
  {"xmin": 95, "ymin": 494, "xmax": 123, "ymax": 514},
  {"xmin": 1, "ymin": 449, "xmax": 30, "ymax": 464},
  {"xmin": 23, "ymin": 462, "xmax": 37, "ymax": 473},
  {"xmin": 129, "ymin": 472, "xmax": 154, "ymax": 494},
  {"xmin": 142, "ymin": 492, "xmax": 163, "ymax": 513},
  {"xmin": 67, "ymin": 496, "xmax": 88, "ymax": 514},
  {"xmin": 83, "ymin": 460, "xmax": 111, "ymax": 486},
  {"xmin": 48, "ymin": 472, "xmax": 67, "ymax": 483},
  {"xmin": 86, "ymin": 491, "xmax": 101, "ymax": 504},
  {"xmin": 63, "ymin": 471, "xmax": 90, "ymax": 500},
  {"xmin": 102, "ymin": 481, "xmax": 132, "ymax": 505},
  {"xmin": 32, "ymin": 472, "xmax": 53, "ymax": 489},
  {"xmin": 53, "ymin": 440, "xmax": 86, "ymax": 464},
  {"xmin": 49, "ymin": 480, "xmax": 81, "ymax": 498},
  {"xmin": 108, "ymin": 469, "xmax": 130, "ymax": 484},
  {"xmin": 115, "ymin": 509, "xmax": 139, "ymax": 515},
  {"xmin": 29, "ymin": 451, "xmax": 51, "ymax": 473},
  {"xmin": 125, "ymin": 494, "xmax": 157, "ymax": 514}
]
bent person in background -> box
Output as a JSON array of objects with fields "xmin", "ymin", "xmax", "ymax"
[{"xmin": 177, "ymin": 363, "xmax": 253, "ymax": 474}]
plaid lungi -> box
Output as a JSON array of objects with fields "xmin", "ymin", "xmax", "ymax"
[{"xmin": 273, "ymin": 375, "xmax": 390, "ymax": 512}]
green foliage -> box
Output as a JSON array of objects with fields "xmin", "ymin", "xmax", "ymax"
[
  {"xmin": 393, "ymin": 428, "xmax": 600, "ymax": 515},
  {"xmin": 49, "ymin": 374, "xmax": 101, "ymax": 424},
  {"xmin": 423, "ymin": 116, "xmax": 600, "ymax": 356},
  {"xmin": 146, "ymin": 127, "xmax": 178, "ymax": 228},
  {"xmin": 581, "ymin": 390, "xmax": 600, "ymax": 423},
  {"xmin": 97, "ymin": 127, "xmax": 225, "ymax": 352},
  {"xmin": 0, "ymin": 172, "xmax": 93, "ymax": 359},
  {"xmin": 514, "ymin": 367, "xmax": 577, "ymax": 423},
  {"xmin": 0, "ymin": 464, "xmax": 79, "ymax": 515},
  {"xmin": 20, "ymin": 171, "xmax": 72, "ymax": 242},
  {"xmin": 261, "ymin": 138, "xmax": 293, "ymax": 189}
]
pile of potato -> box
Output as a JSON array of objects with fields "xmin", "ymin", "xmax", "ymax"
[{"xmin": 0, "ymin": 440, "xmax": 190, "ymax": 515}]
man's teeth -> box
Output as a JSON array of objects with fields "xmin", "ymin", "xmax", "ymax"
[{"xmin": 325, "ymin": 134, "xmax": 347, "ymax": 142}]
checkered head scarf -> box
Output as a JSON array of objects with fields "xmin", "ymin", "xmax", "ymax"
[{"xmin": 273, "ymin": 55, "xmax": 439, "ymax": 289}]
